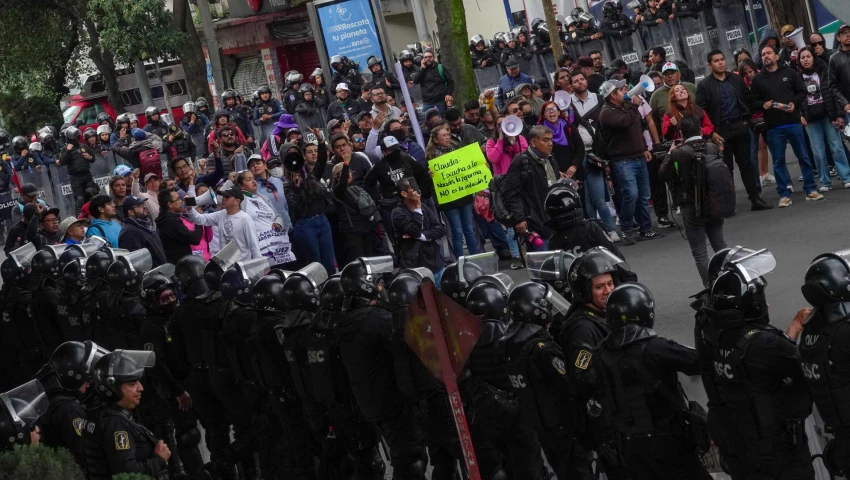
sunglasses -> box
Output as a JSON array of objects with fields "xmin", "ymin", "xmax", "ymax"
[
  {"xmin": 219, "ymin": 133, "xmax": 234, "ymax": 138},
  {"xmin": 353, "ymin": 138, "xmax": 366, "ymax": 143},
  {"xmin": 811, "ymin": 41, "xmax": 825, "ymax": 47}
]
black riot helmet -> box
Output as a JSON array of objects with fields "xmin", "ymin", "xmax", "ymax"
[
  {"xmin": 0, "ymin": 379, "xmax": 48, "ymax": 449},
  {"xmin": 139, "ymin": 264, "xmax": 177, "ymax": 313},
  {"xmin": 330, "ymin": 55, "xmax": 344, "ymax": 71},
  {"xmin": 526, "ymin": 250, "xmax": 579, "ymax": 302},
  {"xmin": 204, "ymin": 242, "xmax": 241, "ymax": 290},
  {"xmin": 605, "ymin": 282, "xmax": 655, "ymax": 328},
  {"xmin": 282, "ymin": 262, "xmax": 329, "ymax": 311},
  {"xmin": 508, "ymin": 281, "xmax": 571, "ymax": 327},
  {"xmin": 388, "ymin": 268, "xmax": 435, "ymax": 307},
  {"xmin": 92, "ymin": 350, "xmax": 155, "ymax": 401},
  {"xmin": 144, "ymin": 106, "xmax": 159, "ymax": 122},
  {"xmin": 299, "ymin": 83, "xmax": 315, "ymax": 94},
  {"xmin": 12, "ymin": 136, "xmax": 27, "ymax": 152},
  {"xmin": 96, "ymin": 112, "xmax": 115, "ymax": 129},
  {"xmin": 220, "ymin": 257, "xmax": 270, "ymax": 306},
  {"xmin": 544, "ymin": 182, "xmax": 583, "ymax": 229},
  {"xmin": 83, "ymin": 128, "xmax": 97, "ymax": 142},
  {"xmin": 466, "ymin": 273, "xmax": 514, "ymax": 322},
  {"xmin": 86, "ymin": 248, "xmax": 128, "ymax": 285},
  {"xmin": 440, "ymin": 252, "xmax": 498, "ymax": 306},
  {"xmin": 801, "ymin": 251, "xmax": 850, "ymax": 306},
  {"xmin": 603, "ymin": 1, "xmax": 619, "ymax": 19},
  {"xmin": 319, "ymin": 275, "xmax": 346, "ymax": 312},
  {"xmin": 106, "ymin": 249, "xmax": 153, "ymax": 295},
  {"xmin": 367, "ymin": 56, "xmax": 383, "ymax": 70},
  {"xmin": 175, "ymin": 255, "xmax": 209, "ymax": 299},
  {"xmin": 62, "ymin": 258, "xmax": 88, "ymax": 291},
  {"xmin": 221, "ymin": 90, "xmax": 237, "ymax": 102},
  {"xmin": 340, "ymin": 256, "xmax": 395, "ymax": 301},
  {"xmin": 709, "ymin": 247, "xmax": 775, "ymax": 319},
  {"xmin": 252, "ymin": 275, "xmax": 286, "ymax": 312},
  {"xmin": 470, "ymin": 34, "xmax": 485, "ymax": 49},
  {"xmin": 257, "ymin": 85, "xmax": 272, "ymax": 96},
  {"xmin": 0, "ymin": 128, "xmax": 10, "ymax": 147},
  {"xmin": 568, "ymin": 247, "xmax": 636, "ymax": 305},
  {"xmin": 31, "ymin": 245, "xmax": 69, "ymax": 282},
  {"xmin": 399, "ymin": 50, "xmax": 414, "ymax": 62},
  {"xmin": 37, "ymin": 341, "xmax": 109, "ymax": 392},
  {"xmin": 64, "ymin": 126, "xmax": 81, "ymax": 144},
  {"xmin": 1, "ymin": 243, "xmax": 37, "ymax": 287},
  {"xmin": 58, "ymin": 242, "xmax": 102, "ymax": 282},
  {"xmin": 531, "ymin": 18, "xmax": 545, "ymax": 32}
]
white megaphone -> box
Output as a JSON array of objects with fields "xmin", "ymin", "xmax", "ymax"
[
  {"xmin": 502, "ymin": 115, "xmax": 524, "ymax": 136},
  {"xmin": 191, "ymin": 189, "xmax": 218, "ymax": 207},
  {"xmin": 786, "ymin": 27, "xmax": 806, "ymax": 50},
  {"xmin": 627, "ymin": 75, "xmax": 656, "ymax": 99},
  {"xmin": 553, "ymin": 90, "xmax": 572, "ymax": 111}
]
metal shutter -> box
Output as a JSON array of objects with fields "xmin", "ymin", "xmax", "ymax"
[{"xmin": 232, "ymin": 55, "xmax": 266, "ymax": 97}]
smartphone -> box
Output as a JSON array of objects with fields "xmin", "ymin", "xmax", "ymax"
[
  {"xmin": 184, "ymin": 197, "xmax": 197, "ymax": 207},
  {"xmin": 672, "ymin": 139, "xmax": 683, "ymax": 147}
]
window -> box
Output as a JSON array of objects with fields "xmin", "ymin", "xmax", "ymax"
[
  {"xmin": 79, "ymin": 104, "xmax": 104, "ymax": 125},
  {"xmin": 63, "ymin": 106, "xmax": 81, "ymax": 124}
]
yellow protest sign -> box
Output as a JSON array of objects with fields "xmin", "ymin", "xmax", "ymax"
[{"xmin": 428, "ymin": 143, "xmax": 493, "ymax": 205}]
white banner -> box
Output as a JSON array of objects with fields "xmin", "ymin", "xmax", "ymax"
[{"xmin": 245, "ymin": 195, "xmax": 296, "ymax": 265}]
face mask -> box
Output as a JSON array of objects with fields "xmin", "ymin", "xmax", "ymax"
[
  {"xmin": 386, "ymin": 149, "xmax": 402, "ymax": 162},
  {"xmin": 390, "ymin": 130, "xmax": 407, "ymax": 143},
  {"xmin": 159, "ymin": 302, "xmax": 177, "ymax": 316},
  {"xmin": 270, "ymin": 167, "xmax": 284, "ymax": 178}
]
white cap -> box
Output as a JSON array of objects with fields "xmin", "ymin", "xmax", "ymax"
[
  {"xmin": 382, "ymin": 135, "xmax": 400, "ymax": 150},
  {"xmin": 336, "ymin": 83, "xmax": 350, "ymax": 92}
]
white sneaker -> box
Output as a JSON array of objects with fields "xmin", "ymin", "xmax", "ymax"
[
  {"xmin": 609, "ymin": 231, "xmax": 622, "ymax": 243},
  {"xmin": 675, "ymin": 206, "xmax": 681, "ymax": 215},
  {"xmin": 806, "ymin": 191, "xmax": 825, "ymax": 201},
  {"xmin": 819, "ymin": 186, "xmax": 831, "ymax": 193},
  {"xmin": 844, "ymin": 182, "xmax": 850, "ymax": 189},
  {"xmin": 765, "ymin": 173, "xmax": 776, "ymax": 184},
  {"xmin": 787, "ymin": 185, "xmax": 795, "ymax": 193},
  {"xmin": 778, "ymin": 197, "xmax": 792, "ymax": 208}
]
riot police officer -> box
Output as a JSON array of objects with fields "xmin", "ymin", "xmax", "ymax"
[
  {"xmin": 600, "ymin": 1, "xmax": 638, "ymax": 60},
  {"xmin": 220, "ymin": 89, "xmax": 255, "ymax": 147},
  {"xmin": 526, "ymin": 250, "xmax": 579, "ymax": 340},
  {"xmin": 330, "ymin": 55, "xmax": 366, "ymax": 97},
  {"xmin": 470, "ymin": 35, "xmax": 499, "ymax": 69},
  {"xmin": 0, "ymin": 243, "xmax": 43, "ymax": 387},
  {"xmin": 85, "ymin": 349, "xmax": 171, "ymax": 479},
  {"xmin": 464, "ymin": 273, "xmax": 547, "ymax": 478},
  {"xmin": 30, "ymin": 245, "xmax": 70, "ymax": 353},
  {"xmin": 84, "ymin": 247, "xmax": 127, "ymax": 347},
  {"xmin": 440, "ymin": 252, "xmax": 499, "ymax": 307},
  {"xmin": 545, "ymin": 182, "xmax": 623, "ymax": 258},
  {"xmin": 596, "ymin": 283, "xmax": 711, "ymax": 479},
  {"xmin": 502, "ymin": 281, "xmax": 579, "ymax": 479},
  {"xmin": 793, "ymin": 251, "xmax": 850, "ymax": 476},
  {"xmin": 399, "ymin": 50, "xmax": 420, "ymax": 84},
  {"xmin": 283, "ymin": 71, "xmax": 304, "ymax": 115},
  {"xmin": 143, "ymin": 106, "xmax": 173, "ymax": 150},
  {"xmin": 699, "ymin": 247, "xmax": 815, "ymax": 479},
  {"xmin": 0, "ymin": 379, "xmax": 48, "ymax": 450},
  {"xmin": 56, "ymin": 242, "xmax": 103, "ymax": 342},
  {"xmin": 57, "ymin": 126, "xmax": 96, "ymax": 213},
  {"xmin": 96, "ymin": 249, "xmax": 151, "ymax": 350},
  {"xmin": 35, "ymin": 340, "xmax": 109, "ymax": 466},
  {"xmin": 338, "ymin": 256, "xmax": 427, "ymax": 479}
]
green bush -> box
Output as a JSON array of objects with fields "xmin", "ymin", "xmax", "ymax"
[
  {"xmin": 0, "ymin": 445, "xmax": 85, "ymax": 480},
  {"xmin": 112, "ymin": 474, "xmax": 153, "ymax": 480}
]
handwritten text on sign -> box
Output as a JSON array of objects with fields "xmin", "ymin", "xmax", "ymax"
[{"xmin": 428, "ymin": 143, "xmax": 493, "ymax": 205}]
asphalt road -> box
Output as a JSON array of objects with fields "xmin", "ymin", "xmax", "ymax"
[{"xmin": 501, "ymin": 151, "xmax": 850, "ymax": 347}]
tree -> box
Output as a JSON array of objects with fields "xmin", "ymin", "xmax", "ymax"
[
  {"xmin": 172, "ymin": 0, "xmax": 213, "ymax": 101},
  {"xmin": 0, "ymin": 87, "xmax": 65, "ymax": 135},
  {"xmin": 762, "ymin": 0, "xmax": 811, "ymax": 40},
  {"xmin": 432, "ymin": 0, "xmax": 477, "ymax": 105},
  {"xmin": 0, "ymin": 445, "xmax": 86, "ymax": 480}
]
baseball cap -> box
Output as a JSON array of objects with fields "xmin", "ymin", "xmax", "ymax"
[
  {"xmin": 21, "ymin": 183, "xmax": 38, "ymax": 196},
  {"xmin": 599, "ymin": 79, "xmax": 627, "ymax": 98},
  {"xmin": 780, "ymin": 24, "xmax": 795, "ymax": 37},
  {"xmin": 577, "ymin": 56, "xmax": 594, "ymax": 68},
  {"xmin": 838, "ymin": 24, "xmax": 850, "ymax": 34},
  {"xmin": 220, "ymin": 186, "xmax": 244, "ymax": 201},
  {"xmin": 40, "ymin": 207, "xmax": 60, "ymax": 221},
  {"xmin": 505, "ymin": 58, "xmax": 520, "ymax": 68},
  {"xmin": 122, "ymin": 195, "xmax": 148, "ymax": 213},
  {"xmin": 327, "ymin": 119, "xmax": 341, "ymax": 131},
  {"xmin": 382, "ymin": 135, "xmax": 401, "ymax": 151},
  {"xmin": 114, "ymin": 164, "xmax": 133, "ymax": 177},
  {"xmin": 143, "ymin": 173, "xmax": 159, "ymax": 184},
  {"xmin": 661, "ymin": 62, "xmax": 679, "ymax": 73},
  {"xmin": 78, "ymin": 202, "xmax": 91, "ymax": 220},
  {"xmin": 247, "ymin": 154, "xmax": 264, "ymax": 167},
  {"xmin": 58, "ymin": 217, "xmax": 85, "ymax": 240},
  {"xmin": 356, "ymin": 111, "xmax": 373, "ymax": 121},
  {"xmin": 336, "ymin": 83, "xmax": 350, "ymax": 92}
]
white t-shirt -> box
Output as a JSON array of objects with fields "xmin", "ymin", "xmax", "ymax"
[{"xmin": 186, "ymin": 208, "xmax": 261, "ymax": 261}]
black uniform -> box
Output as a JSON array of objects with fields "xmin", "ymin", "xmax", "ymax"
[
  {"xmin": 29, "ymin": 277, "xmax": 65, "ymax": 354},
  {"xmin": 40, "ymin": 376, "xmax": 88, "ymax": 467},
  {"xmin": 283, "ymin": 87, "xmax": 301, "ymax": 115},
  {"xmin": 698, "ymin": 308, "xmax": 815, "ymax": 479},
  {"xmin": 499, "ymin": 45, "xmax": 533, "ymax": 67},
  {"xmin": 55, "ymin": 285, "xmax": 92, "ymax": 342},
  {"xmin": 92, "ymin": 289, "xmax": 144, "ymax": 351},
  {"xmin": 332, "ymin": 68, "xmax": 366, "ymax": 98},
  {"xmin": 84, "ymin": 404, "xmax": 168, "ymax": 480},
  {"xmin": 596, "ymin": 324, "xmax": 711, "ymax": 479},
  {"xmin": 401, "ymin": 64, "xmax": 420, "ymax": 84},
  {"xmin": 548, "ymin": 219, "xmax": 624, "ymax": 259},
  {"xmin": 0, "ymin": 283, "xmax": 41, "ymax": 387},
  {"xmin": 336, "ymin": 304, "xmax": 426, "ymax": 478},
  {"xmin": 369, "ymin": 68, "xmax": 402, "ymax": 98},
  {"xmin": 471, "ymin": 48, "xmax": 500, "ymax": 69},
  {"xmin": 57, "ymin": 145, "xmax": 96, "ymax": 213}
]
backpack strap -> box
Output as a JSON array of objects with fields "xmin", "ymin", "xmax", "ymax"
[
  {"xmin": 88, "ymin": 224, "xmax": 106, "ymax": 239},
  {"xmin": 437, "ymin": 64, "xmax": 447, "ymax": 88}
]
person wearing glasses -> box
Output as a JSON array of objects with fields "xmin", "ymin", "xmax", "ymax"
[
  {"xmin": 155, "ymin": 187, "xmax": 206, "ymax": 264},
  {"xmin": 810, "ymin": 32, "xmax": 835, "ymax": 64},
  {"xmin": 412, "ymin": 49, "xmax": 455, "ymax": 115}
]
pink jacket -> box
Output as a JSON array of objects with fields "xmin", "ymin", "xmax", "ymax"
[
  {"xmin": 486, "ymin": 136, "xmax": 528, "ymax": 176},
  {"xmin": 180, "ymin": 216, "xmax": 213, "ymax": 261}
]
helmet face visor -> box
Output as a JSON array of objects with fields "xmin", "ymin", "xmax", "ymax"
[
  {"xmin": 545, "ymin": 288, "xmax": 571, "ymax": 316},
  {"xmin": 457, "ymin": 252, "xmax": 498, "ymax": 286},
  {"xmin": 527, "ymin": 250, "xmax": 566, "ymax": 282},
  {"xmin": 109, "ymin": 350, "xmax": 156, "ymax": 380},
  {"xmin": 295, "ymin": 262, "xmax": 329, "ymax": 290},
  {"xmin": 1, "ymin": 379, "xmax": 48, "ymax": 429},
  {"xmin": 360, "ymin": 256, "xmax": 394, "ymax": 276},
  {"xmin": 727, "ymin": 248, "xmax": 776, "ymax": 284}
]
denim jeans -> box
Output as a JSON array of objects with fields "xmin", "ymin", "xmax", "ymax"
[
  {"xmin": 583, "ymin": 159, "xmax": 616, "ymax": 232},
  {"xmin": 766, "ymin": 124, "xmax": 817, "ymax": 197},
  {"xmin": 291, "ymin": 215, "xmax": 337, "ymax": 274},
  {"xmin": 507, "ymin": 227, "xmax": 520, "ymax": 258},
  {"xmin": 806, "ymin": 117, "xmax": 850, "ymax": 186},
  {"xmin": 444, "ymin": 203, "xmax": 481, "ymax": 258},
  {"xmin": 611, "ymin": 158, "xmax": 653, "ymax": 235},
  {"xmin": 681, "ymin": 205, "xmax": 727, "ymax": 287},
  {"xmin": 475, "ymin": 215, "xmax": 510, "ymax": 252},
  {"xmin": 423, "ymin": 102, "xmax": 447, "ymax": 116},
  {"xmin": 749, "ymin": 128, "xmax": 764, "ymax": 193}
]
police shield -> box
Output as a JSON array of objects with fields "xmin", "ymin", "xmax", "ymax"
[
  {"xmin": 10, "ymin": 242, "xmax": 37, "ymax": 270},
  {"xmin": 673, "ymin": 13, "xmax": 712, "ymax": 79},
  {"xmin": 457, "ymin": 252, "xmax": 499, "ymax": 288},
  {"xmin": 220, "ymin": 257, "xmax": 270, "ymax": 304},
  {"xmin": 293, "ymin": 262, "xmax": 329, "ymax": 290},
  {"xmin": 294, "ymin": 110, "xmax": 328, "ymax": 137},
  {"xmin": 0, "ymin": 379, "xmax": 48, "ymax": 432},
  {"xmin": 712, "ymin": 0, "xmax": 753, "ymax": 62},
  {"xmin": 16, "ymin": 167, "xmax": 59, "ymax": 218},
  {"xmin": 474, "ymin": 65, "xmax": 504, "ymax": 93}
]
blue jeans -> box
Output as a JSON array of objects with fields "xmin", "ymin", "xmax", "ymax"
[
  {"xmin": 423, "ymin": 102, "xmax": 447, "ymax": 116},
  {"xmin": 766, "ymin": 124, "xmax": 817, "ymax": 197},
  {"xmin": 507, "ymin": 227, "xmax": 520, "ymax": 258},
  {"xmin": 291, "ymin": 215, "xmax": 337, "ymax": 274},
  {"xmin": 806, "ymin": 117, "xmax": 850, "ymax": 186},
  {"xmin": 583, "ymin": 159, "xmax": 616, "ymax": 232},
  {"xmin": 749, "ymin": 128, "xmax": 764, "ymax": 193},
  {"xmin": 611, "ymin": 158, "xmax": 653, "ymax": 235},
  {"xmin": 475, "ymin": 214, "xmax": 510, "ymax": 251},
  {"xmin": 444, "ymin": 203, "xmax": 481, "ymax": 258}
]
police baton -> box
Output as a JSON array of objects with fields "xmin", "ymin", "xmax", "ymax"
[{"xmin": 407, "ymin": 279, "xmax": 483, "ymax": 480}]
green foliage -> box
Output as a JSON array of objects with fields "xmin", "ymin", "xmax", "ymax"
[
  {"xmin": 0, "ymin": 87, "xmax": 64, "ymax": 135},
  {"xmin": 112, "ymin": 473, "xmax": 153, "ymax": 480},
  {"xmin": 88, "ymin": 0, "xmax": 186, "ymax": 64},
  {"xmin": 0, "ymin": 445, "xmax": 85, "ymax": 480}
]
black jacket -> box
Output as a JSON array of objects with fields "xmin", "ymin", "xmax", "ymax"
[
  {"xmin": 799, "ymin": 59, "xmax": 840, "ymax": 122},
  {"xmin": 118, "ymin": 218, "xmax": 168, "ymax": 267},
  {"xmin": 58, "ymin": 144, "xmax": 95, "ymax": 175},
  {"xmin": 4, "ymin": 219, "xmax": 29, "ymax": 254},
  {"xmin": 598, "ymin": 101, "xmax": 648, "ymax": 161},
  {"xmin": 363, "ymin": 151, "xmax": 433, "ymax": 202},
  {"xmin": 548, "ymin": 218, "xmax": 623, "ymax": 259},
  {"xmin": 84, "ymin": 404, "xmax": 167, "ymax": 480},
  {"xmin": 501, "ymin": 148, "xmax": 559, "ymax": 238},
  {"xmin": 333, "ymin": 163, "xmax": 374, "ymax": 234},
  {"xmin": 392, "ymin": 201, "xmax": 446, "ymax": 273},
  {"xmin": 696, "ymin": 72, "xmax": 752, "ymax": 127},
  {"xmin": 155, "ymin": 210, "xmax": 204, "ymax": 264},
  {"xmin": 749, "ymin": 66, "xmax": 807, "ymax": 128},
  {"xmin": 471, "ymin": 48, "xmax": 499, "ymax": 69},
  {"xmin": 326, "ymin": 99, "xmax": 364, "ymax": 122},
  {"xmin": 412, "ymin": 63, "xmax": 454, "ymax": 105},
  {"xmin": 827, "ymin": 48, "xmax": 850, "ymax": 114}
]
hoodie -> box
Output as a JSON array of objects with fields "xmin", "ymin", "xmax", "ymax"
[
  {"xmin": 86, "ymin": 218, "xmax": 122, "ymax": 247},
  {"xmin": 749, "ymin": 65, "xmax": 807, "ymax": 128},
  {"xmin": 757, "ymin": 28, "xmax": 781, "ymax": 69}
]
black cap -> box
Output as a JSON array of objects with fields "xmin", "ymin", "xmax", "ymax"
[
  {"xmin": 23, "ymin": 203, "xmax": 38, "ymax": 220},
  {"xmin": 40, "ymin": 207, "xmax": 60, "ymax": 221},
  {"xmin": 506, "ymin": 58, "xmax": 520, "ymax": 68},
  {"xmin": 21, "ymin": 183, "xmax": 38, "ymax": 196},
  {"xmin": 122, "ymin": 195, "xmax": 147, "ymax": 213},
  {"xmin": 221, "ymin": 187, "xmax": 244, "ymax": 201}
]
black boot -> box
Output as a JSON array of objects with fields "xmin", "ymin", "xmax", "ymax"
[{"xmin": 750, "ymin": 196, "xmax": 773, "ymax": 211}]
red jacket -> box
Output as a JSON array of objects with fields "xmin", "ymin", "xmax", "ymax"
[
  {"xmin": 661, "ymin": 107, "xmax": 714, "ymax": 140},
  {"xmin": 206, "ymin": 124, "xmax": 247, "ymax": 153}
]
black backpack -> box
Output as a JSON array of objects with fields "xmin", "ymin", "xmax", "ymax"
[
  {"xmin": 338, "ymin": 185, "xmax": 381, "ymax": 223},
  {"xmin": 490, "ymin": 158, "xmax": 531, "ymax": 226},
  {"xmin": 694, "ymin": 143, "xmax": 736, "ymax": 219},
  {"xmin": 591, "ymin": 117, "xmax": 610, "ymax": 160}
]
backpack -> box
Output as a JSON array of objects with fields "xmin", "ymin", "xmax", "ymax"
[
  {"xmin": 260, "ymin": 135, "xmax": 279, "ymax": 162},
  {"xmin": 489, "ymin": 157, "xmax": 531, "ymax": 226},
  {"xmin": 138, "ymin": 149, "xmax": 161, "ymax": 177},
  {"xmin": 345, "ymin": 185, "xmax": 381, "ymax": 223},
  {"xmin": 693, "ymin": 143, "xmax": 736, "ymax": 219},
  {"xmin": 591, "ymin": 118, "xmax": 610, "ymax": 160}
]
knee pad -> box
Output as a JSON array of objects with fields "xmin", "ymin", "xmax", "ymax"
[{"xmin": 178, "ymin": 426, "xmax": 202, "ymax": 448}]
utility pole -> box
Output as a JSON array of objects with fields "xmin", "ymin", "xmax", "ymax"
[
  {"xmin": 196, "ymin": 0, "xmax": 226, "ymax": 101},
  {"xmin": 135, "ymin": 59, "xmax": 155, "ymax": 109},
  {"xmin": 409, "ymin": 0, "xmax": 431, "ymax": 46}
]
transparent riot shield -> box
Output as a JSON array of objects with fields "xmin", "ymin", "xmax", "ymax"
[
  {"xmin": 712, "ymin": 0, "xmax": 753, "ymax": 62},
  {"xmin": 17, "ymin": 167, "xmax": 61, "ymax": 218},
  {"xmin": 474, "ymin": 66, "xmax": 504, "ymax": 93},
  {"xmin": 538, "ymin": 51, "xmax": 558, "ymax": 87},
  {"xmin": 641, "ymin": 20, "xmax": 683, "ymax": 63},
  {"xmin": 675, "ymin": 14, "xmax": 712, "ymax": 79},
  {"xmin": 607, "ymin": 32, "xmax": 647, "ymax": 75},
  {"xmin": 577, "ymin": 37, "xmax": 613, "ymax": 64},
  {"xmin": 91, "ymin": 152, "xmax": 119, "ymax": 189},
  {"xmin": 294, "ymin": 111, "xmax": 328, "ymax": 138},
  {"xmin": 190, "ymin": 131, "xmax": 207, "ymax": 160}
]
